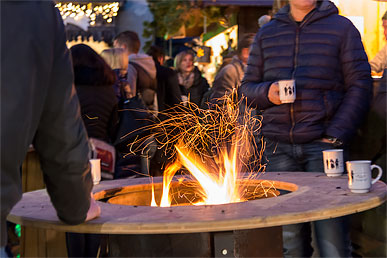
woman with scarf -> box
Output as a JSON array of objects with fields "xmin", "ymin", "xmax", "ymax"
[{"xmin": 174, "ymin": 50, "xmax": 209, "ymax": 107}]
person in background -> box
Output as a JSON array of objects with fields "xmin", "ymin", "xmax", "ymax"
[
  {"xmin": 210, "ymin": 34, "xmax": 255, "ymax": 101},
  {"xmin": 100, "ymin": 47, "xmax": 129, "ymax": 101},
  {"xmin": 113, "ymin": 31, "xmax": 158, "ymax": 177},
  {"xmin": 370, "ymin": 10, "xmax": 387, "ymax": 74},
  {"xmin": 258, "ymin": 14, "xmax": 271, "ymax": 28},
  {"xmin": 113, "ymin": 31, "xmax": 158, "ymax": 111},
  {"xmin": 174, "ymin": 50, "xmax": 210, "ymax": 107},
  {"xmin": 69, "ymin": 42, "xmax": 118, "ymax": 258},
  {"xmin": 146, "ymin": 45, "xmax": 182, "ymax": 176},
  {"xmin": 70, "ymin": 44, "xmax": 118, "ymax": 144},
  {"xmin": 146, "ymin": 45, "xmax": 182, "ymax": 113},
  {"xmin": 1, "ymin": 2, "xmax": 100, "ymax": 256},
  {"xmin": 347, "ymin": 12, "xmax": 386, "ymax": 257},
  {"xmin": 241, "ymin": 0, "xmax": 372, "ymax": 257}
]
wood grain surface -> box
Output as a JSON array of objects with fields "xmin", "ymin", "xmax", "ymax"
[{"xmin": 8, "ymin": 172, "xmax": 386, "ymax": 234}]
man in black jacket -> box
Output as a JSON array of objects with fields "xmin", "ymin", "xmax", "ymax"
[
  {"xmin": 146, "ymin": 45, "xmax": 182, "ymax": 176},
  {"xmin": 0, "ymin": 2, "xmax": 100, "ymax": 254},
  {"xmin": 241, "ymin": 0, "xmax": 372, "ymax": 257},
  {"xmin": 147, "ymin": 45, "xmax": 182, "ymax": 112}
]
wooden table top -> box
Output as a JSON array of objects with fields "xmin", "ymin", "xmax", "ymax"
[{"xmin": 8, "ymin": 172, "xmax": 386, "ymax": 234}]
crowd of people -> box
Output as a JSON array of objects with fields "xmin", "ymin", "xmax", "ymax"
[{"xmin": 1, "ymin": 0, "xmax": 386, "ymax": 257}]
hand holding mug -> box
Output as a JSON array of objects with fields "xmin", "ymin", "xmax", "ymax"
[
  {"xmin": 278, "ymin": 80, "xmax": 296, "ymax": 103},
  {"xmin": 268, "ymin": 82, "xmax": 281, "ymax": 105}
]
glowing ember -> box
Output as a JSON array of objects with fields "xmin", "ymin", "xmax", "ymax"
[{"xmin": 127, "ymin": 91, "xmax": 270, "ymax": 207}]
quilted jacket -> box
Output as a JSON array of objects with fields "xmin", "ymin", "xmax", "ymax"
[{"xmin": 241, "ymin": 0, "xmax": 373, "ymax": 144}]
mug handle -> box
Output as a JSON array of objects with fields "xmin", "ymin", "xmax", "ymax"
[{"xmin": 371, "ymin": 164, "xmax": 383, "ymax": 184}]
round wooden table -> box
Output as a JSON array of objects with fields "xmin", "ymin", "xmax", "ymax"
[{"xmin": 8, "ymin": 172, "xmax": 386, "ymax": 234}]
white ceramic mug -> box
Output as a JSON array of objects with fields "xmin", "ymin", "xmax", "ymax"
[
  {"xmin": 90, "ymin": 159, "xmax": 101, "ymax": 185},
  {"xmin": 322, "ymin": 149, "xmax": 344, "ymax": 177},
  {"xmin": 278, "ymin": 80, "xmax": 296, "ymax": 103},
  {"xmin": 346, "ymin": 160, "xmax": 383, "ymax": 193}
]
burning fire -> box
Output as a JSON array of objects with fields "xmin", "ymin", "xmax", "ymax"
[{"xmin": 125, "ymin": 91, "xmax": 272, "ymax": 207}]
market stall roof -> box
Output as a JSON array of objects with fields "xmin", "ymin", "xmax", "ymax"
[{"xmin": 202, "ymin": 0, "xmax": 273, "ymax": 6}]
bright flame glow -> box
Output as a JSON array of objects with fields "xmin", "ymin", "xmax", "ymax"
[
  {"xmin": 126, "ymin": 90, "xmax": 269, "ymax": 207},
  {"xmin": 150, "ymin": 180, "xmax": 157, "ymax": 207},
  {"xmin": 160, "ymin": 162, "xmax": 181, "ymax": 207}
]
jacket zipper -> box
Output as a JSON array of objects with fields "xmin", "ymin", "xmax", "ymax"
[
  {"xmin": 289, "ymin": 13, "xmax": 315, "ymax": 144},
  {"xmin": 289, "ymin": 27, "xmax": 299, "ymax": 144}
]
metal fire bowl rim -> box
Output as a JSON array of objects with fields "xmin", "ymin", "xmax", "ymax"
[
  {"xmin": 100, "ymin": 176, "xmax": 297, "ymax": 206},
  {"xmin": 8, "ymin": 172, "xmax": 386, "ymax": 234}
]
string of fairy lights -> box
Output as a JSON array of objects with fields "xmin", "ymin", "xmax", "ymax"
[{"xmin": 55, "ymin": 2, "xmax": 119, "ymax": 26}]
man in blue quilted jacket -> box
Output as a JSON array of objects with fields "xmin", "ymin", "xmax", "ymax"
[{"xmin": 241, "ymin": 0, "xmax": 372, "ymax": 257}]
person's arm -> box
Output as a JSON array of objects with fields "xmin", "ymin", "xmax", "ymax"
[
  {"xmin": 33, "ymin": 5, "xmax": 99, "ymax": 225},
  {"xmin": 325, "ymin": 22, "xmax": 373, "ymax": 144},
  {"xmin": 369, "ymin": 44, "xmax": 387, "ymax": 74},
  {"xmin": 240, "ymin": 32, "xmax": 277, "ymax": 109}
]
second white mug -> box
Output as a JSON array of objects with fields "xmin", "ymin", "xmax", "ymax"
[{"xmin": 346, "ymin": 160, "xmax": 383, "ymax": 193}]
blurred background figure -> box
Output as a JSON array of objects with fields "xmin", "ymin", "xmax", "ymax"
[
  {"xmin": 258, "ymin": 14, "xmax": 271, "ymax": 28},
  {"xmin": 114, "ymin": 31, "xmax": 158, "ymax": 178},
  {"xmin": 68, "ymin": 43, "xmax": 119, "ymax": 257},
  {"xmin": 147, "ymin": 45, "xmax": 182, "ymax": 176},
  {"xmin": 348, "ymin": 11, "xmax": 386, "ymax": 257},
  {"xmin": 369, "ymin": 10, "xmax": 387, "ymax": 75},
  {"xmin": 70, "ymin": 44, "xmax": 118, "ymax": 144},
  {"xmin": 101, "ymin": 47, "xmax": 129, "ymax": 101},
  {"xmin": 114, "ymin": 31, "xmax": 158, "ymax": 111},
  {"xmin": 174, "ymin": 50, "xmax": 209, "ymax": 107},
  {"xmin": 147, "ymin": 45, "xmax": 182, "ymax": 113},
  {"xmin": 101, "ymin": 47, "xmax": 145, "ymax": 179},
  {"xmin": 210, "ymin": 33, "xmax": 255, "ymax": 101}
]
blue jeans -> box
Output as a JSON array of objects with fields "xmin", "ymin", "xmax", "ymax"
[
  {"xmin": 264, "ymin": 139, "xmax": 351, "ymax": 257},
  {"xmin": 0, "ymin": 247, "xmax": 8, "ymax": 258}
]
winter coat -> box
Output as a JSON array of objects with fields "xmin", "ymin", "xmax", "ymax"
[
  {"xmin": 179, "ymin": 67, "xmax": 210, "ymax": 107},
  {"xmin": 370, "ymin": 44, "xmax": 387, "ymax": 74},
  {"xmin": 75, "ymin": 84, "xmax": 118, "ymax": 143},
  {"xmin": 211, "ymin": 55, "xmax": 245, "ymax": 100},
  {"xmin": 155, "ymin": 61, "xmax": 182, "ymax": 112},
  {"xmin": 127, "ymin": 53, "xmax": 157, "ymax": 94},
  {"xmin": 1, "ymin": 2, "xmax": 92, "ymax": 246},
  {"xmin": 241, "ymin": 0, "xmax": 373, "ymax": 144},
  {"xmin": 127, "ymin": 54, "xmax": 158, "ymax": 110}
]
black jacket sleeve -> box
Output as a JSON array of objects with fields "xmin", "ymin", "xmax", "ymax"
[{"xmin": 32, "ymin": 4, "xmax": 92, "ymax": 225}]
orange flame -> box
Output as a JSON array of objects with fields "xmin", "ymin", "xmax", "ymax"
[{"xmin": 127, "ymin": 91, "xmax": 268, "ymax": 207}]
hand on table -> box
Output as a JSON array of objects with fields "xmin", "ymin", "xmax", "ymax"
[{"xmin": 85, "ymin": 192, "xmax": 101, "ymax": 222}]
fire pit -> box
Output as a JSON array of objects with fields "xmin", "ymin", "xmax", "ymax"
[
  {"xmin": 102, "ymin": 177, "xmax": 284, "ymax": 207},
  {"xmin": 8, "ymin": 172, "xmax": 386, "ymax": 257}
]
